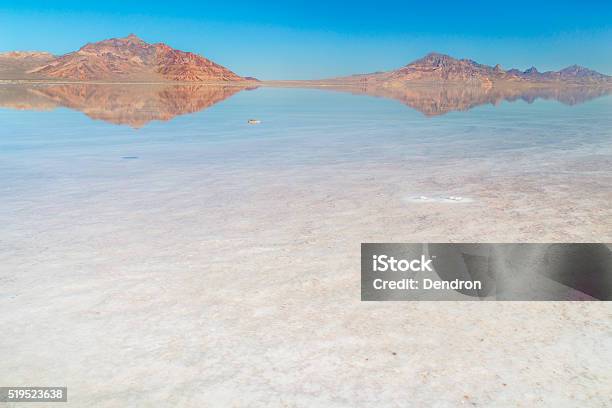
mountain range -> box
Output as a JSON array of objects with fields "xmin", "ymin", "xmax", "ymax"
[
  {"xmin": 0, "ymin": 51, "xmax": 56, "ymax": 79},
  {"xmin": 327, "ymin": 53, "xmax": 611, "ymax": 87},
  {"xmin": 0, "ymin": 35, "xmax": 610, "ymax": 86},
  {"xmin": 0, "ymin": 35, "xmax": 248, "ymax": 82}
]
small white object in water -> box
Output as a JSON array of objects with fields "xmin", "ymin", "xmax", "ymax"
[
  {"xmin": 248, "ymin": 119, "xmax": 261, "ymax": 124},
  {"xmin": 448, "ymin": 196, "xmax": 463, "ymax": 201},
  {"xmin": 419, "ymin": 196, "xmax": 429, "ymax": 200}
]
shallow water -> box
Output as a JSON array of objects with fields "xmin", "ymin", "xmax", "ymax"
[
  {"xmin": 1, "ymin": 85, "xmax": 611, "ymax": 238},
  {"xmin": 1, "ymin": 87, "xmax": 610, "ymax": 170},
  {"xmin": 1, "ymin": 85, "xmax": 611, "ymax": 406}
]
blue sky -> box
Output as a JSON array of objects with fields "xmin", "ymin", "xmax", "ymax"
[{"xmin": 1, "ymin": 0, "xmax": 611, "ymax": 79}]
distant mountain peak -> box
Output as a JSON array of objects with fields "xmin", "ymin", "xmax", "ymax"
[
  {"xmin": 0, "ymin": 51, "xmax": 55, "ymax": 59},
  {"xmin": 423, "ymin": 52, "xmax": 452, "ymax": 59},
  {"xmin": 24, "ymin": 35, "xmax": 247, "ymax": 82},
  {"xmin": 78, "ymin": 34, "xmax": 149, "ymax": 53},
  {"xmin": 122, "ymin": 34, "xmax": 147, "ymax": 46},
  {"xmin": 331, "ymin": 52, "xmax": 610, "ymax": 86},
  {"xmin": 0, "ymin": 51, "xmax": 56, "ymax": 79},
  {"xmin": 390, "ymin": 52, "xmax": 492, "ymax": 84},
  {"xmin": 558, "ymin": 64, "xmax": 604, "ymax": 78},
  {"xmin": 411, "ymin": 52, "xmax": 459, "ymax": 67}
]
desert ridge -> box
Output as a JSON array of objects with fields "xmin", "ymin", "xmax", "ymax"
[
  {"xmin": 1, "ymin": 36, "xmax": 610, "ymax": 87},
  {"xmin": 316, "ymin": 52, "xmax": 612, "ymax": 87},
  {"xmin": 0, "ymin": 34, "xmax": 251, "ymax": 82}
]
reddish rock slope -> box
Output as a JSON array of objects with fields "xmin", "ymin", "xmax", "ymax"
[{"xmin": 27, "ymin": 34, "xmax": 245, "ymax": 82}]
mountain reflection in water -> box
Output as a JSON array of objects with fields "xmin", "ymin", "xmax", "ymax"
[
  {"xmin": 0, "ymin": 83, "xmax": 254, "ymax": 128},
  {"xmin": 0, "ymin": 82, "xmax": 609, "ymax": 126},
  {"xmin": 322, "ymin": 83, "xmax": 611, "ymax": 116}
]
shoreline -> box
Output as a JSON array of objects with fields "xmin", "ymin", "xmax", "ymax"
[{"xmin": 1, "ymin": 78, "xmax": 611, "ymax": 90}]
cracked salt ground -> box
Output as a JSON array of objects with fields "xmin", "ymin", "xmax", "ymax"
[{"xmin": 405, "ymin": 195, "xmax": 475, "ymax": 203}]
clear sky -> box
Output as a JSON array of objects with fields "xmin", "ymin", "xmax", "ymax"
[{"xmin": 1, "ymin": 0, "xmax": 611, "ymax": 79}]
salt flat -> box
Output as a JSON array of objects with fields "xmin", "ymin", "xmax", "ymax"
[{"xmin": 1, "ymin": 86, "xmax": 611, "ymax": 407}]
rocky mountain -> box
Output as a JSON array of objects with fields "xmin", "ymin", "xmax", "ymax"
[
  {"xmin": 2, "ymin": 34, "xmax": 248, "ymax": 82},
  {"xmin": 385, "ymin": 53, "xmax": 502, "ymax": 85},
  {"xmin": 546, "ymin": 65, "xmax": 610, "ymax": 81},
  {"xmin": 334, "ymin": 53, "xmax": 611, "ymax": 87}
]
